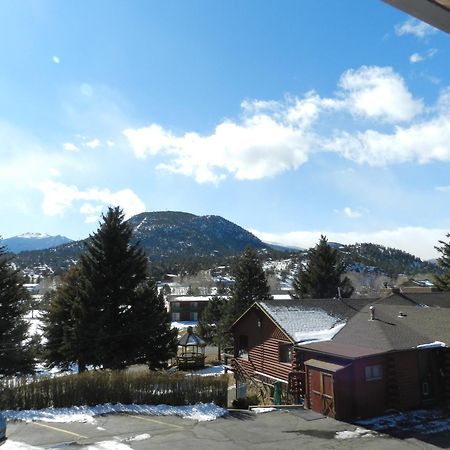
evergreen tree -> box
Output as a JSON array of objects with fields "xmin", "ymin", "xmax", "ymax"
[
  {"xmin": 293, "ymin": 235, "xmax": 354, "ymax": 299},
  {"xmin": 435, "ymin": 233, "xmax": 450, "ymax": 291},
  {"xmin": 42, "ymin": 266, "xmax": 98, "ymax": 371},
  {"xmin": 197, "ymin": 296, "xmax": 228, "ymax": 359},
  {"xmin": 0, "ymin": 242, "xmax": 34, "ymax": 375},
  {"xmin": 44, "ymin": 207, "xmax": 177, "ymax": 371},
  {"xmin": 229, "ymin": 246, "xmax": 271, "ymax": 319}
]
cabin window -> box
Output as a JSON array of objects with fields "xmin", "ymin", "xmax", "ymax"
[
  {"xmin": 190, "ymin": 312, "xmax": 198, "ymax": 321},
  {"xmin": 365, "ymin": 364, "xmax": 383, "ymax": 381},
  {"xmin": 238, "ymin": 335, "xmax": 249, "ymax": 360},
  {"xmin": 279, "ymin": 344, "xmax": 292, "ymax": 363},
  {"xmin": 172, "ymin": 301, "xmax": 180, "ymax": 309},
  {"xmin": 172, "ymin": 312, "xmax": 180, "ymax": 321},
  {"xmin": 191, "ymin": 301, "xmax": 198, "ymax": 309}
]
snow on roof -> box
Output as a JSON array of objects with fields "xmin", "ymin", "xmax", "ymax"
[
  {"xmin": 169, "ymin": 296, "xmax": 212, "ymax": 302},
  {"xmin": 417, "ymin": 341, "xmax": 447, "ymax": 349},
  {"xmin": 272, "ymin": 294, "xmax": 293, "ymax": 300},
  {"xmin": 295, "ymin": 322, "xmax": 346, "ymax": 344},
  {"xmin": 259, "ymin": 301, "xmax": 345, "ymax": 344}
]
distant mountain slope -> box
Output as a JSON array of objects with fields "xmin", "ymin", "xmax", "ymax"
[
  {"xmin": 129, "ymin": 211, "xmax": 265, "ymax": 258},
  {"xmin": 2, "ymin": 233, "xmax": 72, "ymax": 253},
  {"xmin": 13, "ymin": 211, "xmax": 268, "ymax": 274},
  {"xmin": 340, "ymin": 242, "xmax": 439, "ymax": 276}
]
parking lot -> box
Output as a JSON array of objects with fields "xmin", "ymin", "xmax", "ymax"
[{"xmin": 5, "ymin": 408, "xmax": 450, "ymax": 450}]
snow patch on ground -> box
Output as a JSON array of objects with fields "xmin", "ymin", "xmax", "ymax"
[
  {"xmin": 85, "ymin": 441, "xmax": 132, "ymax": 450},
  {"xmin": 335, "ymin": 427, "xmax": 377, "ymax": 439},
  {"xmin": 357, "ymin": 408, "xmax": 450, "ymax": 435},
  {"xmin": 252, "ymin": 407, "xmax": 277, "ymax": 414},
  {"xmin": 3, "ymin": 441, "xmax": 43, "ymax": 450},
  {"xmin": 3, "ymin": 402, "xmax": 227, "ymax": 424},
  {"xmin": 125, "ymin": 433, "xmax": 151, "ymax": 442},
  {"xmin": 186, "ymin": 365, "xmax": 225, "ymax": 376}
]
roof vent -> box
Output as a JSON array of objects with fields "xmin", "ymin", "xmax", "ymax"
[
  {"xmin": 398, "ymin": 311, "xmax": 407, "ymax": 318},
  {"xmin": 369, "ymin": 305, "xmax": 375, "ymax": 321}
]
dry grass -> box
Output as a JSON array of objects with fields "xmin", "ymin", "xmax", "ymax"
[{"xmin": 0, "ymin": 370, "xmax": 228, "ymax": 410}]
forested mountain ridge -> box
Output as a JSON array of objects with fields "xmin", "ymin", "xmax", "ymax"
[
  {"xmin": 13, "ymin": 211, "xmax": 270, "ymax": 275},
  {"xmin": 340, "ymin": 242, "xmax": 439, "ymax": 276},
  {"xmin": 9, "ymin": 212, "xmax": 440, "ymax": 279}
]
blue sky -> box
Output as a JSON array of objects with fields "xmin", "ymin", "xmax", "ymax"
[{"xmin": 1, "ymin": 0, "xmax": 450, "ymax": 259}]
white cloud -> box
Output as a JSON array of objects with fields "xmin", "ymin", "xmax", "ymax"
[
  {"xmin": 338, "ymin": 66, "xmax": 423, "ymax": 122},
  {"xmin": 436, "ymin": 186, "xmax": 450, "ymax": 192},
  {"xmin": 410, "ymin": 53, "xmax": 423, "ymax": 63},
  {"xmin": 409, "ymin": 48, "xmax": 437, "ymax": 63},
  {"xmin": 107, "ymin": 140, "xmax": 115, "ymax": 147},
  {"xmin": 334, "ymin": 207, "xmax": 363, "ymax": 219},
  {"xmin": 124, "ymin": 117, "xmax": 312, "ymax": 184},
  {"xmin": 52, "ymin": 56, "xmax": 60, "ymax": 64},
  {"xmin": 85, "ymin": 138, "xmax": 101, "ymax": 149},
  {"xmin": 122, "ymin": 65, "xmax": 445, "ymax": 184},
  {"xmin": 325, "ymin": 113, "xmax": 450, "ymax": 166},
  {"xmin": 37, "ymin": 181, "xmax": 146, "ymax": 222},
  {"xmin": 63, "ymin": 142, "xmax": 78, "ymax": 152},
  {"xmin": 395, "ymin": 18, "xmax": 437, "ymax": 38},
  {"xmin": 251, "ymin": 227, "xmax": 448, "ymax": 260}
]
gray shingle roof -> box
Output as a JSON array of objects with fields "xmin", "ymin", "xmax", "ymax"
[
  {"xmin": 258, "ymin": 298, "xmax": 375, "ymax": 343},
  {"xmin": 332, "ymin": 303, "xmax": 450, "ymax": 352}
]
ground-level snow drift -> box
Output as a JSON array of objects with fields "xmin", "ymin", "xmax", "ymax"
[{"xmin": 2, "ymin": 402, "xmax": 227, "ymax": 424}]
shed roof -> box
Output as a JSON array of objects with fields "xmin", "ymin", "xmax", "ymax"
[
  {"xmin": 304, "ymin": 359, "xmax": 348, "ymax": 372},
  {"xmin": 299, "ymin": 341, "xmax": 384, "ymax": 359}
]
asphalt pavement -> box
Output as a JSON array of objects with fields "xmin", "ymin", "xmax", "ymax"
[{"xmin": 6, "ymin": 408, "xmax": 450, "ymax": 450}]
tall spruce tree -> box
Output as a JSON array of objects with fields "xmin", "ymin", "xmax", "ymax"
[
  {"xmin": 434, "ymin": 233, "xmax": 450, "ymax": 291},
  {"xmin": 293, "ymin": 235, "xmax": 354, "ymax": 299},
  {"xmin": 197, "ymin": 296, "xmax": 228, "ymax": 359},
  {"xmin": 229, "ymin": 246, "xmax": 271, "ymax": 319},
  {"xmin": 0, "ymin": 242, "xmax": 34, "ymax": 375},
  {"xmin": 44, "ymin": 207, "xmax": 177, "ymax": 371}
]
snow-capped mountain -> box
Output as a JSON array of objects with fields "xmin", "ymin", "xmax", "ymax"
[{"xmin": 2, "ymin": 233, "xmax": 73, "ymax": 254}]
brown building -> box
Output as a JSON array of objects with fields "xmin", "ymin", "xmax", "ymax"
[
  {"xmin": 167, "ymin": 295, "xmax": 212, "ymax": 322},
  {"xmin": 230, "ymin": 298, "xmax": 374, "ymax": 400},
  {"xmin": 231, "ymin": 292, "xmax": 450, "ymax": 420},
  {"xmin": 298, "ymin": 302, "xmax": 450, "ymax": 420}
]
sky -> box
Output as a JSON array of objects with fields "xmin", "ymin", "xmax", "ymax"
[{"xmin": 1, "ymin": 0, "xmax": 450, "ymax": 260}]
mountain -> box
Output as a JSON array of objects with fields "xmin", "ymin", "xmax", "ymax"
[
  {"xmin": 13, "ymin": 211, "xmax": 270, "ymax": 275},
  {"xmin": 129, "ymin": 211, "xmax": 266, "ymax": 257},
  {"xmin": 340, "ymin": 242, "xmax": 440, "ymax": 276},
  {"xmin": 2, "ymin": 233, "xmax": 73, "ymax": 253}
]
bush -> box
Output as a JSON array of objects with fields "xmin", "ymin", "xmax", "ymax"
[{"xmin": 0, "ymin": 371, "xmax": 228, "ymax": 410}]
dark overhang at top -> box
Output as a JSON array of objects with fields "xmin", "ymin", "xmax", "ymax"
[{"xmin": 384, "ymin": 0, "xmax": 450, "ymax": 34}]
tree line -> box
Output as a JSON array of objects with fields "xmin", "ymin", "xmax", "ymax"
[{"xmin": 2, "ymin": 211, "xmax": 450, "ymax": 376}]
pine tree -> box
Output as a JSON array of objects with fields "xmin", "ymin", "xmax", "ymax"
[
  {"xmin": 435, "ymin": 233, "xmax": 450, "ymax": 291},
  {"xmin": 293, "ymin": 235, "xmax": 354, "ymax": 299},
  {"xmin": 43, "ymin": 207, "xmax": 177, "ymax": 371},
  {"xmin": 0, "ymin": 242, "xmax": 34, "ymax": 375},
  {"xmin": 197, "ymin": 296, "xmax": 228, "ymax": 359},
  {"xmin": 229, "ymin": 246, "xmax": 271, "ymax": 319},
  {"xmin": 42, "ymin": 266, "xmax": 98, "ymax": 371}
]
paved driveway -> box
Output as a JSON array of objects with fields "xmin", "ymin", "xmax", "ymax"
[{"xmin": 5, "ymin": 409, "xmax": 450, "ymax": 449}]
